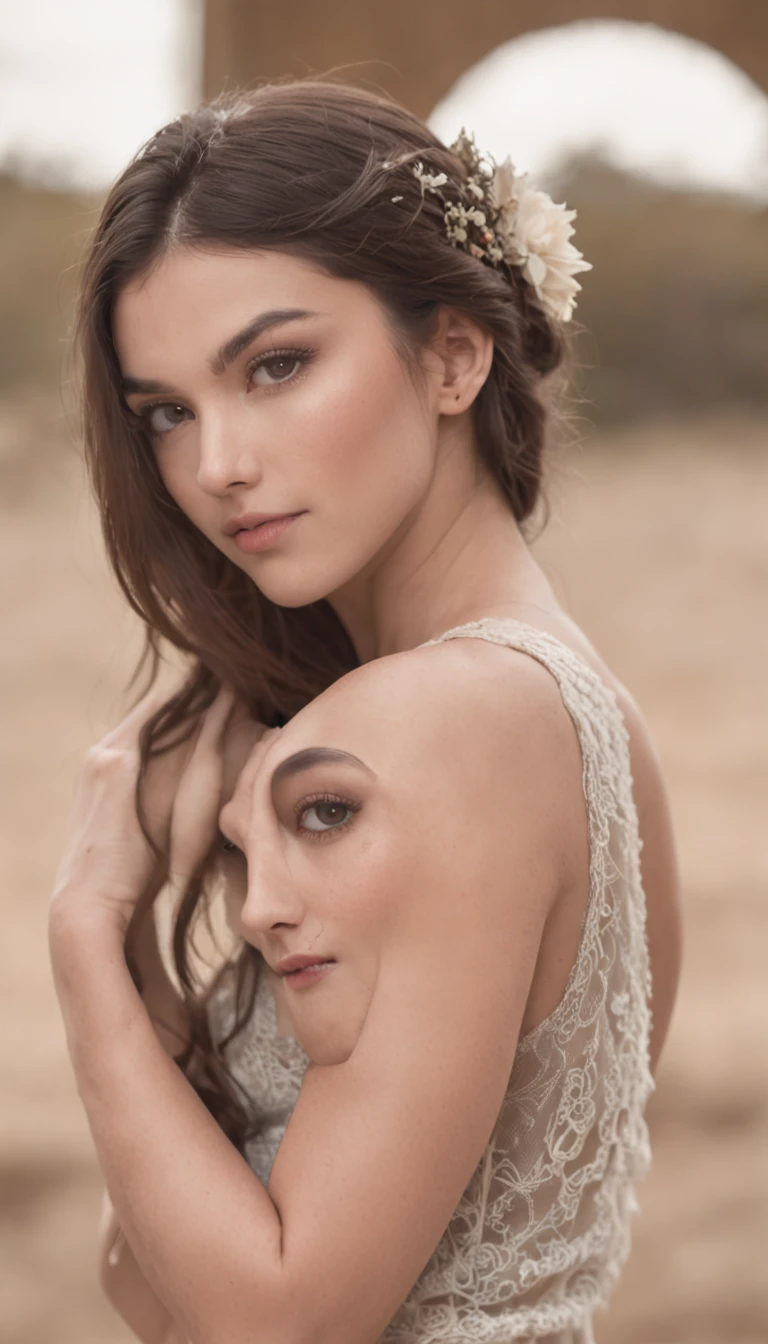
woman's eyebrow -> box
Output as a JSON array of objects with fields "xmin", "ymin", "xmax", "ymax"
[
  {"xmin": 207, "ymin": 308, "xmax": 326, "ymax": 376},
  {"xmin": 121, "ymin": 308, "xmax": 326, "ymax": 395},
  {"xmin": 270, "ymin": 747, "xmax": 376, "ymax": 794}
]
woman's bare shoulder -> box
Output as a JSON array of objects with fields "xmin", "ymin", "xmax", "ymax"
[
  {"xmin": 308, "ymin": 632, "xmax": 587, "ymax": 790},
  {"xmin": 322, "ymin": 619, "xmax": 683, "ymax": 1074},
  {"xmin": 296, "ymin": 631, "xmax": 588, "ymax": 902},
  {"xmin": 318, "ymin": 627, "xmax": 581, "ymax": 730}
]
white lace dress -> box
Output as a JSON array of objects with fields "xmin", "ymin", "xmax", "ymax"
[{"xmin": 207, "ymin": 617, "xmax": 656, "ymax": 1344}]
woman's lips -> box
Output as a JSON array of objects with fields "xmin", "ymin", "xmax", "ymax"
[
  {"xmin": 282, "ymin": 960, "xmax": 337, "ymax": 989},
  {"xmin": 233, "ymin": 513, "xmax": 304, "ymax": 553}
]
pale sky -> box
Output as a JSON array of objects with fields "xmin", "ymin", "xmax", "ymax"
[
  {"xmin": 429, "ymin": 20, "xmax": 768, "ymax": 203},
  {"xmin": 1, "ymin": 7, "xmax": 766, "ymax": 201},
  {"xmin": 0, "ymin": 0, "xmax": 202, "ymax": 189}
]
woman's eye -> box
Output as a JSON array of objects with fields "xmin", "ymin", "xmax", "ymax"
[
  {"xmin": 134, "ymin": 347, "xmax": 315, "ymax": 436},
  {"xmin": 246, "ymin": 346, "xmax": 316, "ymax": 391},
  {"xmin": 297, "ymin": 798, "xmax": 358, "ymax": 835},
  {"xmin": 141, "ymin": 402, "xmax": 192, "ymax": 436},
  {"xmin": 250, "ymin": 355, "xmax": 302, "ymax": 386}
]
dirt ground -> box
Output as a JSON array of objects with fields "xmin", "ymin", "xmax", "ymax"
[{"xmin": 1, "ymin": 393, "xmax": 766, "ymax": 1344}]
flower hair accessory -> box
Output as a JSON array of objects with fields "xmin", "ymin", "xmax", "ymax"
[{"xmin": 384, "ymin": 128, "xmax": 592, "ymax": 324}]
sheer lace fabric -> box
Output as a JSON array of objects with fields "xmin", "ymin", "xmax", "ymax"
[{"xmin": 206, "ymin": 618, "xmax": 656, "ymax": 1343}]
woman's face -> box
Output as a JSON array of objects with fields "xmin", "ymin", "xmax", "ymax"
[
  {"xmin": 113, "ymin": 246, "xmax": 443, "ymax": 610},
  {"xmin": 217, "ymin": 674, "xmax": 446, "ymax": 1067}
]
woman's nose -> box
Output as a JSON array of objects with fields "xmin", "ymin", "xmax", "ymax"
[
  {"xmin": 195, "ymin": 413, "xmax": 263, "ymax": 497},
  {"xmin": 238, "ymin": 857, "xmax": 306, "ymax": 946}
]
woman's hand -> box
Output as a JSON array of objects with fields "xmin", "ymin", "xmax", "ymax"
[{"xmin": 49, "ymin": 685, "xmax": 236, "ymax": 941}]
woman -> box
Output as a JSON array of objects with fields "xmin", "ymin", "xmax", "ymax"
[{"xmin": 49, "ymin": 77, "xmax": 683, "ymax": 1344}]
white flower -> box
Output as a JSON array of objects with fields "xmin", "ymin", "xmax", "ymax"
[
  {"xmin": 490, "ymin": 155, "xmax": 592, "ymax": 323},
  {"xmin": 412, "ymin": 161, "xmax": 448, "ymax": 192}
]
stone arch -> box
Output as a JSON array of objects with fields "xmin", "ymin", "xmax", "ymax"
[{"xmin": 203, "ymin": 1, "xmax": 767, "ymax": 115}]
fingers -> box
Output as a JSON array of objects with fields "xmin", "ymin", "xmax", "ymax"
[
  {"xmin": 104, "ymin": 682, "xmax": 234, "ymax": 756},
  {"xmin": 100, "ymin": 686, "xmax": 169, "ymax": 751},
  {"xmin": 183, "ymin": 686, "xmax": 236, "ymax": 778},
  {"xmin": 167, "ymin": 687, "xmax": 238, "ymax": 884},
  {"xmin": 193, "ymin": 685, "xmax": 236, "ymax": 754}
]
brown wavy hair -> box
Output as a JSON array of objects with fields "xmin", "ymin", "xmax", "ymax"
[{"xmin": 74, "ymin": 74, "xmax": 573, "ymax": 1154}]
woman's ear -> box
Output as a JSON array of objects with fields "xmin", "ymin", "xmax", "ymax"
[{"xmin": 429, "ymin": 306, "xmax": 494, "ymax": 415}]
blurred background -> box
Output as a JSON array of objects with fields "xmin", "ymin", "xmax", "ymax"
[{"xmin": 1, "ymin": 3, "xmax": 766, "ymax": 1341}]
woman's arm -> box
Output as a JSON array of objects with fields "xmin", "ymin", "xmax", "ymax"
[
  {"xmin": 49, "ymin": 688, "xmax": 287, "ymax": 1344},
  {"xmin": 51, "ymin": 909, "xmax": 284, "ymax": 1344},
  {"xmin": 98, "ymin": 1186, "xmax": 180, "ymax": 1344},
  {"xmin": 97, "ymin": 904, "xmax": 192, "ymax": 1344},
  {"xmin": 95, "ymin": 696, "xmax": 206, "ymax": 1344},
  {"xmin": 98, "ymin": 904, "xmax": 241, "ymax": 1344},
  {"xmin": 88, "ymin": 692, "xmax": 273, "ymax": 1344},
  {"xmin": 49, "ymin": 648, "xmax": 576, "ymax": 1344}
]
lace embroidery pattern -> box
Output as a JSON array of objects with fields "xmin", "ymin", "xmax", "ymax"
[{"xmin": 207, "ymin": 617, "xmax": 656, "ymax": 1343}]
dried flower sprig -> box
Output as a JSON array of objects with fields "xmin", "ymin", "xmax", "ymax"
[{"xmin": 383, "ymin": 129, "xmax": 592, "ymax": 324}]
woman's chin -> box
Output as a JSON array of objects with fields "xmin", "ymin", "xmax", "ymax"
[
  {"xmin": 238, "ymin": 564, "xmax": 340, "ymax": 610},
  {"xmin": 230, "ymin": 537, "xmax": 374, "ymax": 611},
  {"xmin": 298, "ymin": 1016, "xmax": 368, "ymax": 1066},
  {"xmin": 285, "ymin": 981, "xmax": 372, "ymax": 1066}
]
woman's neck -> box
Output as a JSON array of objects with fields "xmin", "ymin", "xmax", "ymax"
[{"xmin": 326, "ymin": 455, "xmax": 561, "ymax": 665}]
